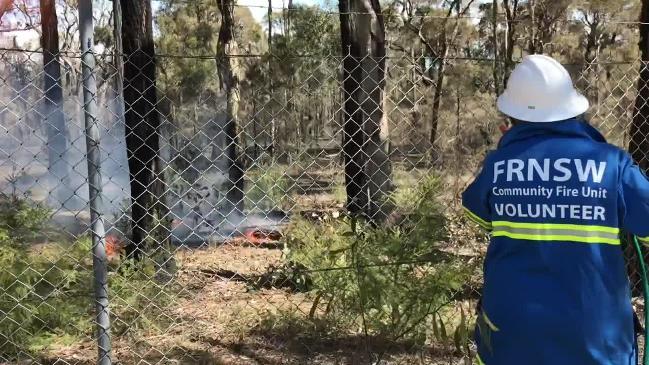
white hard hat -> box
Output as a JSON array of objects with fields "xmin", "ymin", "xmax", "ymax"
[{"xmin": 497, "ymin": 54, "xmax": 589, "ymax": 123}]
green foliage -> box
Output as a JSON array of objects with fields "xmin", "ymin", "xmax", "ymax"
[
  {"xmin": 109, "ymin": 253, "xmax": 177, "ymax": 336},
  {"xmin": 156, "ymin": 0, "xmax": 263, "ymax": 105},
  {"xmin": 240, "ymin": 6, "xmax": 340, "ymax": 151},
  {"xmin": 270, "ymin": 5, "xmax": 340, "ymax": 87},
  {"xmin": 281, "ymin": 176, "xmax": 472, "ymax": 344},
  {"xmin": 0, "ymin": 193, "xmax": 50, "ymax": 243},
  {"xmin": 0, "ymin": 195, "xmax": 177, "ymax": 360},
  {"xmin": 0, "ymin": 196, "xmax": 91, "ymax": 357},
  {"xmin": 245, "ymin": 166, "xmax": 291, "ymax": 211}
]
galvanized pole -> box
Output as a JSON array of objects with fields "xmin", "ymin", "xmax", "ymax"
[{"xmin": 78, "ymin": 0, "xmax": 112, "ymax": 364}]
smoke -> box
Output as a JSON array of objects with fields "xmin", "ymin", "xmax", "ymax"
[
  {"xmin": 1, "ymin": 59, "xmax": 285, "ymax": 245},
  {"xmin": 166, "ymin": 114, "xmax": 286, "ymax": 246},
  {"xmin": 0, "ymin": 77, "xmax": 131, "ymax": 235}
]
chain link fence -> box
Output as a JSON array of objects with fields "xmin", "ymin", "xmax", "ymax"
[{"xmin": 1, "ymin": 3, "xmax": 648, "ymax": 364}]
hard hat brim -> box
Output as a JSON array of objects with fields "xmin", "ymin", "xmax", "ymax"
[{"xmin": 496, "ymin": 91, "xmax": 590, "ymax": 123}]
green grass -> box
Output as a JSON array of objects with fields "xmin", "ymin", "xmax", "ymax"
[
  {"xmin": 1, "ymin": 236, "xmax": 178, "ymax": 360},
  {"xmin": 245, "ymin": 164, "xmax": 292, "ymax": 211}
]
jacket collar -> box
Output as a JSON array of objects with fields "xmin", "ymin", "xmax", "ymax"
[{"xmin": 498, "ymin": 118, "xmax": 607, "ymax": 148}]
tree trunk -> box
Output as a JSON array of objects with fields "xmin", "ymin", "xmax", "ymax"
[
  {"xmin": 581, "ymin": 18, "xmax": 601, "ymax": 104},
  {"xmin": 40, "ymin": 0, "xmax": 70, "ymax": 204},
  {"xmin": 0, "ymin": 0, "xmax": 11, "ymax": 17},
  {"xmin": 503, "ymin": 0, "xmax": 518, "ymax": 90},
  {"xmin": 283, "ymin": 0, "xmax": 293, "ymax": 35},
  {"xmin": 594, "ymin": 45, "xmax": 603, "ymax": 113},
  {"xmin": 340, "ymin": 0, "xmax": 365, "ymax": 215},
  {"xmin": 429, "ymin": 3, "xmax": 464, "ymax": 152},
  {"xmin": 113, "ymin": 0, "xmax": 123, "ymax": 89},
  {"xmin": 267, "ymin": 0, "xmax": 277, "ymax": 160},
  {"xmin": 339, "ymin": 0, "xmax": 393, "ymax": 222},
  {"xmin": 429, "ymin": 46, "xmax": 448, "ymax": 148},
  {"xmin": 253, "ymin": 93, "xmax": 259, "ymax": 160},
  {"xmin": 113, "ymin": 0, "xmax": 124, "ymax": 116},
  {"xmin": 631, "ymin": 0, "xmax": 649, "ymax": 172},
  {"xmin": 527, "ymin": 0, "xmax": 537, "ymax": 54},
  {"xmin": 121, "ymin": 0, "xmax": 161, "ymax": 260},
  {"xmin": 492, "ymin": 0, "xmax": 500, "ymax": 95},
  {"xmin": 627, "ymin": 0, "xmax": 649, "ymax": 298},
  {"xmin": 287, "ymin": 0, "xmax": 293, "ymax": 31},
  {"xmin": 217, "ymin": 0, "xmax": 245, "ymax": 216},
  {"xmin": 268, "ymin": 0, "xmax": 272, "ymax": 49}
]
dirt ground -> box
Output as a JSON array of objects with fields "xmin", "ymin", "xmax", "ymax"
[{"xmin": 38, "ymin": 242, "xmax": 471, "ymax": 365}]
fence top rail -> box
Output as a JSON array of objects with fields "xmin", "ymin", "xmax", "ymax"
[{"xmin": 0, "ymin": 47, "xmax": 642, "ymax": 67}]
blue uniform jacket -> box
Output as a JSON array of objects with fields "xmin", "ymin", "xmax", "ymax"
[{"xmin": 462, "ymin": 118, "xmax": 649, "ymax": 365}]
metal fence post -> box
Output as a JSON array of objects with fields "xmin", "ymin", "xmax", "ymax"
[{"xmin": 78, "ymin": 0, "xmax": 112, "ymax": 364}]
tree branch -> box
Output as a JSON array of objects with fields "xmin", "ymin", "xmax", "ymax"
[
  {"xmin": 15, "ymin": 0, "xmax": 41, "ymax": 35},
  {"xmin": 406, "ymin": 21, "xmax": 440, "ymax": 60},
  {"xmin": 388, "ymin": 43, "xmax": 436, "ymax": 84},
  {"xmin": 459, "ymin": 0, "xmax": 476, "ymax": 16}
]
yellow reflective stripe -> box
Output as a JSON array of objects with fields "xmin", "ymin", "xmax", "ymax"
[
  {"xmin": 463, "ymin": 207, "xmax": 492, "ymax": 229},
  {"xmin": 476, "ymin": 354, "xmax": 486, "ymax": 365},
  {"xmin": 493, "ymin": 231, "xmax": 620, "ymax": 245},
  {"xmin": 492, "ymin": 221, "xmax": 621, "ymax": 245},
  {"xmin": 464, "ymin": 207, "xmax": 490, "ymax": 225},
  {"xmin": 470, "ymin": 217, "xmax": 492, "ymax": 230},
  {"xmin": 492, "ymin": 221, "xmax": 619, "ymax": 234},
  {"xmin": 639, "ymin": 236, "xmax": 649, "ymax": 245}
]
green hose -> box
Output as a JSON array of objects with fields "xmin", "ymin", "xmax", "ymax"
[{"xmin": 633, "ymin": 235, "xmax": 649, "ymax": 365}]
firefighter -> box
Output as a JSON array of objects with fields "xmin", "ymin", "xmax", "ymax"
[{"xmin": 463, "ymin": 54, "xmax": 649, "ymax": 365}]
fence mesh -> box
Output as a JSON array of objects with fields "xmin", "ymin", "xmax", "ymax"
[{"xmin": 1, "ymin": 3, "xmax": 649, "ymax": 364}]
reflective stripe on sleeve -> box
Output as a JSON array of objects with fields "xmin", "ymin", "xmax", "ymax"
[
  {"xmin": 463, "ymin": 207, "xmax": 492, "ymax": 230},
  {"xmin": 639, "ymin": 236, "xmax": 649, "ymax": 245},
  {"xmin": 476, "ymin": 354, "xmax": 486, "ymax": 365}
]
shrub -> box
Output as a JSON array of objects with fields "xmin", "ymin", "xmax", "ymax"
[
  {"xmin": 0, "ymin": 193, "xmax": 50, "ymax": 243},
  {"xmin": 0, "ymin": 194, "xmax": 177, "ymax": 360},
  {"xmin": 280, "ymin": 175, "xmax": 473, "ymax": 345},
  {"xmin": 0, "ymin": 195, "xmax": 93, "ymax": 358},
  {"xmin": 109, "ymin": 249, "xmax": 178, "ymax": 336},
  {"xmin": 245, "ymin": 166, "xmax": 291, "ymax": 211}
]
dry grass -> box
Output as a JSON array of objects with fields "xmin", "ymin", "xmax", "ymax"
[{"xmin": 39, "ymin": 243, "xmax": 472, "ymax": 365}]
